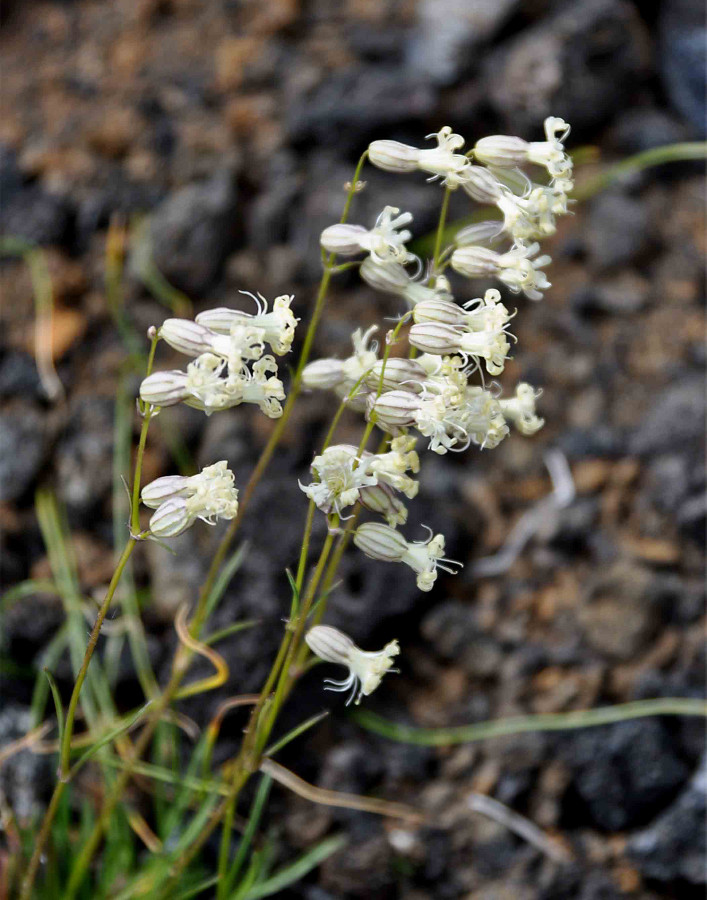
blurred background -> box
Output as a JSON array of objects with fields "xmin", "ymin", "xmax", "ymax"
[{"xmin": 0, "ymin": 1, "xmax": 705, "ymax": 898}]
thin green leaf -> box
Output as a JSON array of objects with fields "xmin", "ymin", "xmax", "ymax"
[
  {"xmin": 353, "ymin": 698, "xmax": 707, "ymax": 746},
  {"xmin": 1, "ymin": 579, "xmax": 60, "ymax": 608},
  {"xmin": 43, "ymin": 668, "xmax": 65, "ymax": 752},
  {"xmin": 204, "ymin": 619, "xmax": 261, "ymax": 647},
  {"xmin": 204, "ymin": 543, "xmax": 249, "ymax": 620},
  {"xmin": 69, "ymin": 703, "xmax": 153, "ymax": 779},
  {"xmin": 242, "ymin": 835, "xmax": 348, "ymax": 899},
  {"xmin": 172, "ymin": 876, "xmax": 219, "ymax": 900},
  {"xmin": 263, "ymin": 711, "xmax": 329, "ymax": 758},
  {"xmin": 285, "ymin": 569, "xmax": 300, "ymax": 619},
  {"xmin": 224, "ymin": 775, "xmax": 273, "ymax": 895}
]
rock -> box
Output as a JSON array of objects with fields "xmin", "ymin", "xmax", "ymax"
[
  {"xmin": 560, "ymin": 718, "xmax": 690, "ymax": 831},
  {"xmin": 483, "ymin": 0, "xmax": 650, "ymax": 135},
  {"xmin": 286, "ymin": 67, "xmax": 436, "ymax": 147},
  {"xmin": 421, "ymin": 600, "xmax": 502, "ymax": 678},
  {"xmin": 678, "ymin": 492, "xmax": 707, "ymax": 545},
  {"xmin": 571, "ymin": 272, "xmax": 650, "ymax": 316},
  {"xmin": 0, "ymin": 406, "xmax": 48, "ymax": 502},
  {"xmin": 646, "ymin": 453, "xmax": 692, "ymax": 513},
  {"xmin": 0, "ymin": 184, "xmax": 72, "ymax": 247},
  {"xmin": 405, "ymin": 0, "xmax": 520, "ymax": 86},
  {"xmin": 630, "ymin": 377, "xmax": 705, "ymax": 456},
  {"xmin": 610, "ymin": 107, "xmax": 691, "ymax": 154},
  {"xmin": 55, "ymin": 395, "xmax": 115, "ymax": 513},
  {"xmin": 585, "ymin": 192, "xmax": 653, "ymax": 271},
  {"xmin": 579, "ymin": 562, "xmax": 658, "ymax": 660},
  {"xmin": 145, "ymin": 528, "xmax": 207, "ymax": 622},
  {"xmin": 659, "ymin": 0, "xmax": 707, "ymax": 135},
  {"xmin": 148, "ymin": 171, "xmax": 239, "ymax": 296},
  {"xmin": 0, "ymin": 706, "xmax": 54, "ymax": 824},
  {"xmin": 629, "ymin": 755, "xmax": 706, "ymax": 885},
  {"xmin": 2, "ymin": 591, "xmax": 64, "ymax": 657}
]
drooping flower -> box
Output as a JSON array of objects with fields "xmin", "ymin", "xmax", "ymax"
[
  {"xmin": 353, "ymin": 522, "xmax": 461, "ymax": 591},
  {"xmin": 143, "ymin": 461, "xmax": 239, "ymax": 538},
  {"xmin": 321, "ymin": 206, "xmax": 414, "ymax": 264},
  {"xmin": 196, "ymin": 293, "xmax": 298, "ymax": 356},
  {"xmin": 305, "ymin": 625, "xmax": 400, "ymax": 705}
]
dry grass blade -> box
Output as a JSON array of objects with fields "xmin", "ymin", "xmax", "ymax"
[
  {"xmin": 173, "ymin": 604, "xmax": 230, "ymax": 700},
  {"xmin": 260, "ymin": 758, "xmax": 424, "ymax": 824},
  {"xmin": 0, "ymin": 723, "xmax": 53, "ymax": 767},
  {"xmin": 468, "ymin": 793, "xmax": 571, "ymax": 863}
]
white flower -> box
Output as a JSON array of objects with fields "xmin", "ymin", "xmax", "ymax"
[
  {"xmin": 365, "ymin": 436, "xmax": 420, "ymax": 499},
  {"xmin": 359, "ymin": 482, "xmax": 409, "ymax": 526},
  {"xmin": 159, "ymin": 317, "xmax": 265, "ymax": 368},
  {"xmin": 144, "ymin": 461, "xmax": 239, "ymax": 537},
  {"xmin": 364, "ymin": 358, "xmax": 427, "ymax": 394},
  {"xmin": 196, "ymin": 293, "xmax": 298, "ymax": 356},
  {"xmin": 302, "ymin": 359, "xmax": 346, "ymax": 390},
  {"xmin": 369, "ymin": 127, "xmax": 473, "ymax": 190},
  {"xmin": 409, "ymin": 322, "xmax": 511, "ymax": 376},
  {"xmin": 321, "ymin": 207, "xmax": 414, "ymax": 264},
  {"xmin": 305, "ymin": 625, "xmax": 400, "ymax": 705},
  {"xmin": 139, "ymin": 370, "xmax": 190, "ymax": 408},
  {"xmin": 452, "ymin": 242, "xmax": 552, "ymax": 300},
  {"xmin": 367, "ymin": 139, "xmax": 420, "ymax": 173},
  {"xmin": 526, "ymin": 117, "xmax": 572, "ymax": 179},
  {"xmin": 354, "ymin": 522, "xmax": 461, "ymax": 592},
  {"xmin": 300, "ymin": 445, "xmax": 377, "ymax": 516},
  {"xmin": 499, "ymin": 383, "xmax": 544, "ymax": 435},
  {"xmin": 179, "ymin": 353, "xmax": 285, "ymax": 418}
]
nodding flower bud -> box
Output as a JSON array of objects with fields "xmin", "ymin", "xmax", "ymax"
[
  {"xmin": 359, "ymin": 257, "xmax": 410, "ymax": 297},
  {"xmin": 461, "ymin": 166, "xmax": 502, "ymax": 205},
  {"xmin": 354, "ymin": 523, "xmax": 461, "ymax": 592},
  {"xmin": 353, "ymin": 521, "xmax": 408, "ymax": 562},
  {"xmin": 451, "ymin": 242, "xmax": 551, "ymax": 301},
  {"xmin": 359, "ymin": 483, "xmax": 409, "ymax": 526},
  {"xmin": 145, "ymin": 461, "xmax": 239, "ymax": 538},
  {"xmin": 409, "ymin": 321, "xmax": 511, "ymax": 376},
  {"xmin": 474, "ymin": 135, "xmax": 529, "ymax": 168},
  {"xmin": 412, "ymin": 298, "xmax": 467, "ymax": 327},
  {"xmin": 368, "ymin": 140, "xmax": 420, "ymax": 173},
  {"xmin": 454, "ymin": 220, "xmax": 505, "ymax": 248},
  {"xmin": 302, "ymin": 359, "xmax": 346, "ymax": 390},
  {"xmin": 305, "ymin": 625, "xmax": 400, "ymax": 705},
  {"xmin": 408, "ymin": 322, "xmax": 461, "ymax": 356},
  {"xmin": 159, "ymin": 319, "xmax": 214, "ymax": 357},
  {"xmin": 364, "ymin": 358, "xmax": 427, "ymax": 394},
  {"xmin": 139, "ymin": 370, "xmax": 189, "ymax": 407},
  {"xmin": 320, "ymin": 223, "xmax": 369, "ymax": 256},
  {"xmin": 196, "ymin": 294, "xmax": 298, "ymax": 356},
  {"xmin": 368, "ymin": 390, "xmax": 420, "ymax": 429}
]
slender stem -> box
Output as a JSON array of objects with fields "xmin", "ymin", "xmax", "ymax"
[
  {"xmin": 20, "ymin": 538, "xmax": 137, "ymax": 900},
  {"xmin": 130, "ymin": 335, "xmax": 159, "ymax": 534},
  {"xmin": 64, "ymin": 153, "xmax": 370, "ymax": 894},
  {"xmin": 432, "ymin": 187, "xmax": 451, "ymax": 271}
]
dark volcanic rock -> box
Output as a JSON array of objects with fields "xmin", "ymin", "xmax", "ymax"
[
  {"xmin": 56, "ymin": 394, "xmax": 115, "ymax": 513},
  {"xmin": 0, "ymin": 706, "xmax": 54, "ymax": 822},
  {"xmin": 561, "ymin": 718, "xmax": 691, "ymax": 831},
  {"xmin": 0, "ymin": 406, "xmax": 48, "ymax": 502},
  {"xmin": 0, "ymin": 185, "xmax": 72, "ymax": 247},
  {"xmin": 148, "ymin": 171, "xmax": 239, "ymax": 296},
  {"xmin": 659, "ymin": 0, "xmax": 707, "ymax": 136},
  {"xmin": 628, "ymin": 755, "xmax": 706, "ymax": 886},
  {"xmin": 630, "ymin": 377, "xmax": 705, "ymax": 456},
  {"xmin": 0, "ymin": 351, "xmax": 42, "ymax": 400},
  {"xmin": 483, "ymin": 0, "xmax": 650, "ymax": 135},
  {"xmin": 585, "ymin": 192, "xmax": 653, "ymax": 271}
]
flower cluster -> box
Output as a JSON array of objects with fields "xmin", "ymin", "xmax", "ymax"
[
  {"xmin": 300, "ymin": 117, "xmax": 567, "ymax": 678},
  {"xmin": 141, "ymin": 461, "xmax": 239, "ymax": 538},
  {"xmin": 140, "ymin": 293, "xmax": 298, "ymax": 417}
]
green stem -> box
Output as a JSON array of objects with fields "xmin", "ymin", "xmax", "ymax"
[
  {"xmin": 20, "ymin": 538, "xmax": 137, "ymax": 900},
  {"xmin": 432, "ymin": 187, "xmax": 451, "ymax": 271}
]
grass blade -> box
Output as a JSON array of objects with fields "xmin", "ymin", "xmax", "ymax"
[
  {"xmin": 42, "ymin": 669, "xmax": 65, "ymax": 753},
  {"xmin": 242, "ymin": 834, "xmax": 347, "ymax": 899}
]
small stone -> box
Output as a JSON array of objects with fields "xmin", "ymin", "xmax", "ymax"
[
  {"xmin": 629, "ymin": 755, "xmax": 706, "ymax": 884},
  {"xmin": 0, "ymin": 184, "xmax": 72, "ymax": 247},
  {"xmin": 585, "ymin": 192, "xmax": 653, "ymax": 272},
  {"xmin": 148, "ymin": 171, "xmax": 239, "ymax": 296},
  {"xmin": 56, "ymin": 395, "xmax": 115, "ymax": 512},
  {"xmin": 0, "ymin": 406, "xmax": 47, "ymax": 502},
  {"xmin": 630, "ymin": 377, "xmax": 705, "ymax": 456}
]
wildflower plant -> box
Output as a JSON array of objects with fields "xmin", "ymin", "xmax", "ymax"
[{"xmin": 18, "ymin": 117, "xmax": 577, "ymax": 899}]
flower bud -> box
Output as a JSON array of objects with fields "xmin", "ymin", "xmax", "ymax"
[
  {"xmin": 354, "ymin": 522, "xmax": 408, "ymax": 562},
  {"xmin": 359, "ymin": 257, "xmax": 410, "ymax": 296},
  {"xmin": 141, "ymin": 475, "xmax": 190, "ymax": 509},
  {"xmin": 159, "ymin": 319, "xmax": 214, "ymax": 357},
  {"xmin": 359, "ymin": 483, "xmax": 408, "ymax": 526},
  {"xmin": 364, "ymin": 358, "xmax": 426, "ymax": 394},
  {"xmin": 302, "ymin": 359, "xmax": 345, "ymax": 390},
  {"xmin": 454, "ymin": 221, "xmax": 504, "ymax": 247},
  {"xmin": 474, "ymin": 135, "xmax": 529, "ymax": 168},
  {"xmin": 461, "ymin": 166, "xmax": 502, "ymax": 205},
  {"xmin": 194, "ymin": 307, "xmax": 240, "ymax": 334},
  {"xmin": 408, "ymin": 323, "xmax": 462, "ymax": 356},
  {"xmin": 305, "ymin": 625, "xmax": 355, "ymax": 666},
  {"xmin": 139, "ymin": 370, "xmax": 189, "ymax": 407},
  {"xmin": 368, "ymin": 390, "xmax": 420, "ymax": 428},
  {"xmin": 148, "ymin": 497, "xmax": 192, "ymax": 537},
  {"xmin": 368, "ymin": 140, "xmax": 420, "ymax": 173},
  {"xmin": 320, "ymin": 223, "xmax": 369, "ymax": 256},
  {"xmin": 412, "ymin": 298, "xmax": 467, "ymax": 327},
  {"xmin": 450, "ymin": 246, "xmax": 501, "ymax": 278}
]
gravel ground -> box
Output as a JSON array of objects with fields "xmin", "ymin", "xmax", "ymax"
[{"xmin": 0, "ymin": 1, "xmax": 705, "ymax": 898}]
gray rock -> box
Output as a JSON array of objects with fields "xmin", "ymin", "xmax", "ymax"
[
  {"xmin": 585, "ymin": 192, "xmax": 653, "ymax": 271},
  {"xmin": 610, "ymin": 107, "xmax": 691, "ymax": 154},
  {"xmin": 0, "ymin": 706, "xmax": 54, "ymax": 822},
  {"xmin": 0, "ymin": 185, "xmax": 72, "ymax": 247},
  {"xmin": 630, "ymin": 377, "xmax": 705, "ymax": 456},
  {"xmin": 483, "ymin": 0, "xmax": 650, "ymax": 135},
  {"xmin": 56, "ymin": 395, "xmax": 115, "ymax": 512},
  {"xmin": 405, "ymin": 0, "xmax": 520, "ymax": 86},
  {"xmin": 629, "ymin": 755, "xmax": 706, "ymax": 884},
  {"xmin": 421, "ymin": 599, "xmax": 502, "ymax": 678},
  {"xmin": 145, "ymin": 528, "xmax": 207, "ymax": 622},
  {"xmin": 660, "ymin": 0, "xmax": 707, "ymax": 136},
  {"xmin": 0, "ymin": 406, "xmax": 47, "ymax": 502},
  {"xmin": 286, "ymin": 67, "xmax": 436, "ymax": 147},
  {"xmin": 571, "ymin": 272, "xmax": 649, "ymax": 315},
  {"xmin": 148, "ymin": 171, "xmax": 238, "ymax": 296},
  {"xmin": 561, "ymin": 718, "xmax": 691, "ymax": 831},
  {"xmin": 0, "ymin": 350, "xmax": 42, "ymax": 400}
]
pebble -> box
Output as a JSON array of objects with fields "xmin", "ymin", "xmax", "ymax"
[{"xmin": 0, "ymin": 406, "xmax": 48, "ymax": 502}]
